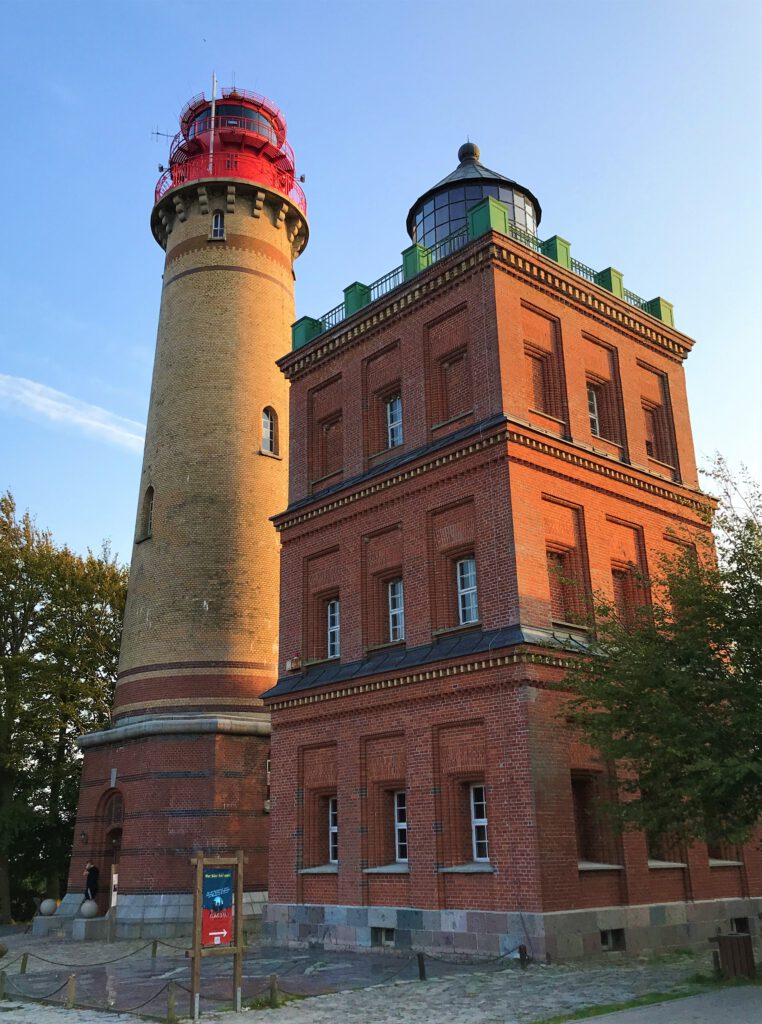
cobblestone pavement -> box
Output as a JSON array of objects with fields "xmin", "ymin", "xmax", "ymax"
[{"xmin": 0, "ymin": 928, "xmax": 721, "ymax": 1023}]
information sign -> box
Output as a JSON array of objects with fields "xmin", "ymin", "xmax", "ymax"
[{"xmin": 201, "ymin": 867, "xmax": 233, "ymax": 946}]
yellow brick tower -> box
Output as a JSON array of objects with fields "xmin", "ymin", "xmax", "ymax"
[{"xmin": 57, "ymin": 85, "xmax": 308, "ymax": 939}]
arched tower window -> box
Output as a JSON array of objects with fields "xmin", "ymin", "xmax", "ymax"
[
  {"xmin": 138, "ymin": 485, "xmax": 154, "ymax": 541},
  {"xmin": 262, "ymin": 407, "xmax": 278, "ymax": 455},
  {"xmin": 105, "ymin": 791, "xmax": 124, "ymax": 827},
  {"xmin": 211, "ymin": 211, "xmax": 225, "ymax": 240}
]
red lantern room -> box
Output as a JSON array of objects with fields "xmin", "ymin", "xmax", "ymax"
[{"xmin": 155, "ymin": 86, "xmax": 307, "ymax": 215}]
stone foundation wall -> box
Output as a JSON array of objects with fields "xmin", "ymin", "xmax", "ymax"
[
  {"xmin": 33, "ymin": 890, "xmax": 267, "ymax": 941},
  {"xmin": 263, "ymin": 897, "xmax": 762, "ymax": 961}
]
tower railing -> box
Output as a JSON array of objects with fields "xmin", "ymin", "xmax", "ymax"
[{"xmin": 155, "ymin": 151, "xmax": 307, "ymax": 214}]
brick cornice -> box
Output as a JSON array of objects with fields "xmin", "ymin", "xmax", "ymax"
[
  {"xmin": 275, "ymin": 421, "xmax": 710, "ymax": 535},
  {"xmin": 265, "ymin": 646, "xmax": 573, "ymax": 712},
  {"xmin": 279, "ymin": 232, "xmax": 695, "ymax": 381}
]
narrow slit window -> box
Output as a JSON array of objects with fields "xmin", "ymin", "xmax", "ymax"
[
  {"xmin": 456, "ymin": 557, "xmax": 478, "ymax": 625},
  {"xmin": 262, "ymin": 407, "xmax": 278, "ymax": 454},
  {"xmin": 386, "ymin": 395, "xmax": 403, "ymax": 449},
  {"xmin": 211, "ymin": 211, "xmax": 225, "ymax": 239},
  {"xmin": 388, "ymin": 579, "xmax": 405, "ymax": 642},
  {"xmin": 326, "ymin": 598, "xmax": 340, "ymax": 659},
  {"xmin": 328, "ymin": 796, "xmax": 338, "ymax": 863},
  {"xmin": 139, "ymin": 485, "xmax": 154, "ymax": 540},
  {"xmin": 394, "ymin": 791, "xmax": 408, "ymax": 862},
  {"xmin": 470, "ymin": 784, "xmax": 489, "ymax": 861},
  {"xmin": 587, "ymin": 383, "xmax": 601, "ymax": 437}
]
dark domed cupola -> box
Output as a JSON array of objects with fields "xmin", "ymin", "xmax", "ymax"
[{"xmin": 407, "ymin": 143, "xmax": 542, "ymax": 248}]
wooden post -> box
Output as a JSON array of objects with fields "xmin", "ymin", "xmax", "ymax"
[
  {"xmin": 519, "ymin": 944, "xmax": 528, "ymax": 969},
  {"xmin": 269, "ymin": 973, "xmax": 278, "ymax": 1008},
  {"xmin": 66, "ymin": 973, "xmax": 76, "ymax": 1009},
  {"xmin": 234, "ymin": 848, "xmax": 244, "ymax": 1011},
  {"xmin": 167, "ymin": 980, "xmax": 177, "ymax": 1023},
  {"xmin": 417, "ymin": 952, "xmax": 426, "ymax": 981},
  {"xmin": 190, "ymin": 854, "xmax": 203, "ymax": 1021},
  {"xmin": 19, "ymin": 953, "xmax": 28, "ymax": 975},
  {"xmin": 0, "ymin": 970, "xmax": 6, "ymax": 1000},
  {"xmin": 151, "ymin": 939, "xmax": 158, "ymax": 959}
]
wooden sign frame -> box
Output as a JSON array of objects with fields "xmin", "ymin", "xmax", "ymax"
[{"xmin": 187, "ymin": 850, "xmax": 244, "ymax": 1019}]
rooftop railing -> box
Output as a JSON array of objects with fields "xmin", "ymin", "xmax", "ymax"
[
  {"xmin": 291, "ymin": 197, "xmax": 675, "ymax": 349},
  {"xmin": 155, "ymin": 150, "xmax": 307, "ymax": 214}
]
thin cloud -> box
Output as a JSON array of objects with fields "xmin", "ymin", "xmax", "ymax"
[{"xmin": 0, "ymin": 374, "xmax": 145, "ymax": 454}]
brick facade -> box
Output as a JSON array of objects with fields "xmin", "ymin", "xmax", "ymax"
[{"xmin": 264, "ymin": 224, "xmax": 761, "ymax": 957}]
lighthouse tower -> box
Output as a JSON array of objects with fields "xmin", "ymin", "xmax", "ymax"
[{"xmin": 61, "ymin": 86, "xmax": 308, "ymax": 938}]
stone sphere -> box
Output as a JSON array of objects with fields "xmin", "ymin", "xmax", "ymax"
[
  {"xmin": 0, "ymin": 942, "xmax": 8, "ymax": 958},
  {"xmin": 80, "ymin": 899, "xmax": 99, "ymax": 919},
  {"xmin": 39, "ymin": 899, "xmax": 58, "ymax": 916},
  {"xmin": 458, "ymin": 142, "xmax": 480, "ymax": 163}
]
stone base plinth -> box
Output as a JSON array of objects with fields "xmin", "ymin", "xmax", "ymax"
[
  {"xmin": 34, "ymin": 890, "xmax": 267, "ymax": 941},
  {"xmin": 263, "ymin": 897, "xmax": 762, "ymax": 960}
]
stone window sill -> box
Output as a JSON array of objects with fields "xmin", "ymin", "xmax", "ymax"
[
  {"xmin": 298, "ymin": 864, "xmax": 338, "ymax": 875},
  {"xmin": 432, "ymin": 622, "xmax": 481, "ymax": 639},
  {"xmin": 366, "ymin": 640, "xmax": 406, "ymax": 654},
  {"xmin": 259, "ymin": 449, "xmax": 282, "ymax": 460},
  {"xmin": 708, "ymin": 858, "xmax": 743, "ymax": 867},
  {"xmin": 363, "ymin": 863, "xmax": 409, "ymax": 874},
  {"xmin": 551, "ymin": 619, "xmax": 590, "ymax": 632},
  {"xmin": 578, "ymin": 861, "xmax": 624, "ymax": 871},
  {"xmin": 135, "ymin": 533, "xmax": 152, "ymax": 545},
  {"xmin": 438, "ymin": 862, "xmax": 494, "ymax": 874},
  {"xmin": 303, "ymin": 655, "xmax": 340, "ymax": 668},
  {"xmin": 648, "ymin": 859, "xmax": 687, "ymax": 869}
]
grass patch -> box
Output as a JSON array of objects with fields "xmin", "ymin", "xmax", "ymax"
[{"xmin": 529, "ymin": 988, "xmax": 698, "ymax": 1024}]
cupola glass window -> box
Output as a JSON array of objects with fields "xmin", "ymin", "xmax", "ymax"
[
  {"xmin": 412, "ymin": 185, "xmax": 537, "ymax": 248},
  {"xmin": 407, "ymin": 144, "xmax": 541, "ymax": 250}
]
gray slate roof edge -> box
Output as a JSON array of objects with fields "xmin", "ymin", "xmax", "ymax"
[{"xmin": 262, "ymin": 624, "xmax": 591, "ymax": 701}]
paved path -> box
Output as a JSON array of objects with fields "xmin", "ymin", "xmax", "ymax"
[
  {"xmin": 573, "ymin": 986, "xmax": 762, "ymax": 1023},
  {"xmin": 0, "ymin": 928, "xmax": 747, "ymax": 1023}
]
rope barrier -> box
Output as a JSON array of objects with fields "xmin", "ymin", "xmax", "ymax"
[
  {"xmin": 88, "ymin": 981, "xmax": 171, "ymax": 1014},
  {"xmin": 6, "ymin": 973, "xmax": 71, "ymax": 1001},
  {"xmin": 19, "ymin": 940, "xmax": 153, "ymax": 967}
]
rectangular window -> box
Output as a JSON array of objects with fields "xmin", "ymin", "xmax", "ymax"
[
  {"xmin": 328, "ymin": 796, "xmax": 338, "ymax": 863},
  {"xmin": 387, "ymin": 579, "xmax": 405, "ymax": 642},
  {"xmin": 587, "ymin": 383, "xmax": 601, "ymax": 436},
  {"xmin": 394, "ymin": 790, "xmax": 408, "ymax": 862},
  {"xmin": 386, "ymin": 395, "xmax": 403, "ymax": 449},
  {"xmin": 326, "ymin": 598, "xmax": 340, "ymax": 658},
  {"xmin": 470, "ymin": 784, "xmax": 489, "ymax": 861},
  {"xmin": 456, "ymin": 557, "xmax": 478, "ymax": 625}
]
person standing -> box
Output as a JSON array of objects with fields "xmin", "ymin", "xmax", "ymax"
[{"xmin": 83, "ymin": 861, "xmax": 99, "ymax": 901}]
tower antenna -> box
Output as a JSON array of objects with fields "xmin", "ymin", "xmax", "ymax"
[
  {"xmin": 208, "ymin": 71, "xmax": 217, "ymax": 175},
  {"xmin": 151, "ymin": 126, "xmax": 174, "ymax": 142}
]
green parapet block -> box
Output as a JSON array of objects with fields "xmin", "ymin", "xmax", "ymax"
[
  {"xmin": 292, "ymin": 315, "xmax": 323, "ymax": 350},
  {"xmin": 539, "ymin": 235, "xmax": 572, "ymax": 269},
  {"xmin": 467, "ymin": 196, "xmax": 510, "ymax": 241},
  {"xmin": 343, "ymin": 281, "xmax": 371, "ymax": 316},
  {"xmin": 644, "ymin": 296, "xmax": 675, "ymax": 327},
  {"xmin": 594, "ymin": 267, "xmax": 624, "ymax": 299},
  {"xmin": 402, "ymin": 243, "xmax": 430, "ymax": 281}
]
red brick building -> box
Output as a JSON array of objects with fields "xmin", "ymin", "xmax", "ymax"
[{"xmin": 262, "ymin": 144, "xmax": 761, "ymax": 958}]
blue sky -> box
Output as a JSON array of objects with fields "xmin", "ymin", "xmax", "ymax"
[{"xmin": 1, "ymin": 0, "xmax": 760, "ymax": 562}]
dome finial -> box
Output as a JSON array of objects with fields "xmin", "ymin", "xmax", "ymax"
[{"xmin": 458, "ymin": 142, "xmax": 480, "ymax": 164}]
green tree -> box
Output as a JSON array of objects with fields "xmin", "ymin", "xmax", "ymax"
[
  {"xmin": 0, "ymin": 494, "xmax": 126, "ymax": 922},
  {"xmin": 567, "ymin": 458, "xmax": 762, "ymax": 849}
]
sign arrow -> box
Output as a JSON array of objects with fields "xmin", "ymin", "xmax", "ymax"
[{"xmin": 209, "ymin": 929, "xmax": 228, "ymax": 938}]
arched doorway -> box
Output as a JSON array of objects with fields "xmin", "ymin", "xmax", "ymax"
[{"xmin": 96, "ymin": 791, "xmax": 124, "ymax": 915}]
